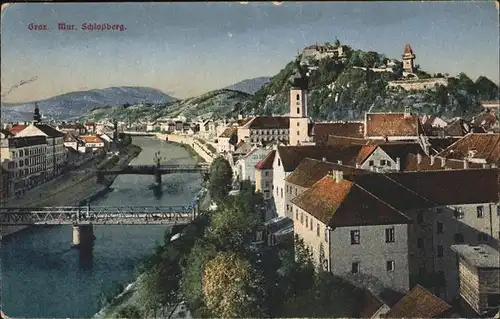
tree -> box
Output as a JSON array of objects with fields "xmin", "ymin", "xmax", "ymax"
[
  {"xmin": 203, "ymin": 252, "xmax": 266, "ymax": 318},
  {"xmin": 112, "ymin": 305, "xmax": 142, "ymax": 319},
  {"xmin": 360, "ymin": 51, "xmax": 379, "ymax": 68},
  {"xmin": 208, "ymin": 157, "xmax": 233, "ymax": 203},
  {"xmin": 334, "ymin": 38, "xmax": 341, "ymax": 48},
  {"xmin": 181, "ymin": 240, "xmax": 218, "ymax": 317}
]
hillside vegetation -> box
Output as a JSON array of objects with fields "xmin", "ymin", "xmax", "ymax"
[{"xmin": 246, "ymin": 45, "xmax": 498, "ymax": 121}]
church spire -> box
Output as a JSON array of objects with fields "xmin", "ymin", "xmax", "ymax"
[{"xmin": 33, "ymin": 102, "xmax": 41, "ymax": 123}]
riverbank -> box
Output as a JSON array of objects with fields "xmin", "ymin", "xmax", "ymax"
[
  {"xmin": 156, "ymin": 133, "xmax": 215, "ymax": 163},
  {"xmin": 94, "ymin": 183, "xmax": 210, "ymax": 319},
  {"xmin": 0, "ymin": 144, "xmax": 142, "ymax": 238}
]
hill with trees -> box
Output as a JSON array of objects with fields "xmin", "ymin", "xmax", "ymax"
[{"xmin": 246, "ymin": 42, "xmax": 498, "ymax": 121}]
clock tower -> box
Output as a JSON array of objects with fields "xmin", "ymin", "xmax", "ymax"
[{"xmin": 289, "ymin": 62, "xmax": 309, "ymax": 146}]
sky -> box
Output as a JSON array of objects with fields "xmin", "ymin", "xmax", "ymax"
[{"xmin": 1, "ymin": 1, "xmax": 498, "ymax": 103}]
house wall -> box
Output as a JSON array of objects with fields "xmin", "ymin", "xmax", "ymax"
[
  {"xmin": 255, "ymin": 168, "xmax": 273, "ymax": 200},
  {"xmin": 238, "ymin": 127, "xmax": 250, "ymax": 143},
  {"xmin": 404, "ymin": 203, "xmax": 500, "ymax": 301},
  {"xmin": 285, "ymin": 181, "xmax": 307, "ymax": 219},
  {"xmin": 330, "ymin": 223, "xmax": 410, "ymax": 293},
  {"xmin": 217, "ymin": 137, "xmax": 232, "ymax": 153},
  {"xmin": 292, "ymin": 204, "xmax": 331, "ymax": 271},
  {"xmin": 240, "ymin": 148, "xmax": 269, "ymax": 182},
  {"xmin": 272, "ymin": 152, "xmax": 289, "ymax": 217},
  {"xmin": 359, "ymin": 148, "xmax": 399, "ymax": 172},
  {"xmin": 248, "ymin": 128, "xmax": 289, "ymax": 145}
]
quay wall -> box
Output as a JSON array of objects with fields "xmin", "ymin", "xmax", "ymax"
[{"xmin": 155, "ymin": 133, "xmax": 215, "ymax": 163}]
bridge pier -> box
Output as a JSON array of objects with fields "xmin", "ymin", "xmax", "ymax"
[
  {"xmin": 154, "ymin": 170, "xmax": 162, "ymax": 186},
  {"xmin": 72, "ymin": 224, "xmax": 95, "ymax": 248}
]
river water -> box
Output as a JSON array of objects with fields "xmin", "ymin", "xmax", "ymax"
[{"xmin": 1, "ymin": 137, "xmax": 203, "ymax": 318}]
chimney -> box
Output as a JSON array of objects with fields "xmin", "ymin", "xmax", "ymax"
[
  {"xmin": 417, "ymin": 153, "xmax": 422, "ymax": 164},
  {"xmin": 322, "ymin": 157, "xmax": 327, "ymax": 162},
  {"xmin": 335, "ymin": 170, "xmax": 343, "ymax": 183},
  {"xmin": 463, "ymin": 160, "xmax": 469, "ymax": 169},
  {"xmin": 441, "ymin": 157, "xmax": 446, "ymax": 167},
  {"xmin": 396, "ymin": 157, "xmax": 401, "ymax": 171},
  {"xmin": 430, "ymin": 155, "xmax": 435, "ymax": 166}
]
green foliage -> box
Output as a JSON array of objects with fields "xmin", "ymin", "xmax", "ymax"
[
  {"xmin": 112, "ymin": 305, "xmax": 142, "ymax": 319},
  {"xmin": 181, "ymin": 240, "xmax": 218, "ymax": 317},
  {"xmin": 202, "ymin": 252, "xmax": 267, "ymax": 318},
  {"xmin": 208, "ymin": 157, "xmax": 233, "ymax": 203}
]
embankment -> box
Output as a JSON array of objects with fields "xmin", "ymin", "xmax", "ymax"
[
  {"xmin": 0, "ymin": 144, "xmax": 142, "ymax": 238},
  {"xmin": 155, "ymin": 133, "xmax": 216, "ymax": 163}
]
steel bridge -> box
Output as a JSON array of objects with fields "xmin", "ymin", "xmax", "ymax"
[
  {"xmin": 98, "ymin": 163, "xmax": 210, "ymax": 175},
  {"xmin": 0, "ymin": 205, "xmax": 199, "ymax": 226}
]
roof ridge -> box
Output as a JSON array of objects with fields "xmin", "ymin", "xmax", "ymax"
[
  {"xmin": 381, "ymin": 173, "xmax": 434, "ymax": 205},
  {"xmin": 354, "ymin": 183, "xmax": 413, "ymax": 223}
]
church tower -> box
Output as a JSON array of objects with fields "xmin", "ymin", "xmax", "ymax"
[
  {"xmin": 289, "ymin": 62, "xmax": 309, "ymax": 146},
  {"xmin": 33, "ymin": 102, "xmax": 41, "ymax": 123},
  {"xmin": 402, "ymin": 44, "xmax": 416, "ymax": 74}
]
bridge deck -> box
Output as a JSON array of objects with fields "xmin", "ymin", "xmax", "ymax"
[
  {"xmin": 98, "ymin": 164, "xmax": 210, "ymax": 175},
  {"xmin": 0, "ymin": 206, "xmax": 198, "ymax": 225}
]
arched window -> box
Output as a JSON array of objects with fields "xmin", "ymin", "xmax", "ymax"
[{"xmin": 296, "ymin": 94, "xmax": 300, "ymax": 101}]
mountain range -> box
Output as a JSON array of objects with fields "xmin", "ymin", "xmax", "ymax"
[
  {"xmin": 1, "ymin": 86, "xmax": 175, "ymax": 122},
  {"xmin": 224, "ymin": 77, "xmax": 271, "ymax": 94}
]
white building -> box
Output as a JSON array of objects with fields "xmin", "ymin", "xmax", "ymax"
[
  {"xmin": 235, "ymin": 147, "xmax": 270, "ymax": 183},
  {"xmin": 80, "ymin": 135, "xmax": 105, "ymax": 151},
  {"xmin": 0, "ymin": 133, "xmax": 47, "ymax": 197},
  {"xmin": 291, "ymin": 172, "xmax": 411, "ymax": 294},
  {"xmin": 217, "ymin": 127, "xmax": 238, "ymax": 153},
  {"xmin": 15, "ymin": 124, "xmax": 66, "ymax": 180}
]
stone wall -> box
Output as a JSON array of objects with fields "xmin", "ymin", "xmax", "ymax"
[
  {"xmin": 387, "ymin": 78, "xmax": 448, "ymax": 91},
  {"xmin": 156, "ymin": 133, "xmax": 215, "ymax": 163}
]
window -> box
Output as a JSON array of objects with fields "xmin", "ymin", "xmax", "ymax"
[
  {"xmin": 380, "ymin": 160, "xmax": 386, "ymax": 166},
  {"xmin": 317, "ymin": 223, "xmax": 320, "ymax": 237},
  {"xmin": 385, "ymin": 227, "xmax": 395, "ymax": 243},
  {"xmin": 296, "ymin": 94, "xmax": 300, "ymax": 101},
  {"xmin": 286, "ymin": 204, "xmax": 289, "ymax": 212},
  {"xmin": 325, "ymin": 228, "xmax": 328, "ymax": 242},
  {"xmin": 454, "ymin": 207, "xmax": 464, "ymax": 219},
  {"xmin": 477, "ymin": 206, "xmax": 484, "ymax": 218},
  {"xmin": 306, "ymin": 216, "xmax": 308, "ymax": 228},
  {"xmin": 297, "ymin": 122, "xmax": 300, "ymax": 126},
  {"xmin": 310, "ymin": 220, "xmax": 313, "ymax": 231},
  {"xmin": 387, "ymin": 161, "xmax": 391, "ymax": 167},
  {"xmin": 417, "ymin": 237, "xmax": 424, "ymax": 248},
  {"xmin": 386, "ymin": 260, "xmax": 395, "ymax": 272},
  {"xmin": 437, "ymin": 245, "xmax": 443, "ymax": 257},
  {"xmin": 280, "ymin": 188, "xmax": 283, "ymax": 198},
  {"xmin": 300, "ymin": 212, "xmax": 303, "ymax": 224},
  {"xmin": 436, "ymin": 208, "xmax": 442, "ymax": 214},
  {"xmin": 297, "ymin": 107, "xmax": 300, "ymax": 114},
  {"xmin": 297, "ymin": 131, "xmax": 300, "ymax": 136},
  {"xmin": 296, "ymin": 211, "xmax": 298, "ymax": 220},
  {"xmin": 278, "ymin": 159, "xmax": 281, "ymax": 166},
  {"xmin": 437, "ymin": 222, "xmax": 443, "ymax": 234},
  {"xmin": 351, "ymin": 262, "xmax": 360, "ymax": 274},
  {"xmin": 264, "ymin": 171, "xmax": 269, "ymax": 176},
  {"xmin": 265, "ymin": 181, "xmax": 269, "ymax": 188},
  {"xmin": 417, "ymin": 211, "xmax": 424, "ymax": 224},
  {"xmin": 478, "ymin": 232, "xmax": 488, "ymax": 242},
  {"xmin": 350, "ymin": 230, "xmax": 360, "ymax": 245},
  {"xmin": 454, "ymin": 233, "xmax": 464, "ymax": 243},
  {"xmin": 369, "ymin": 160, "xmax": 374, "ymax": 166}
]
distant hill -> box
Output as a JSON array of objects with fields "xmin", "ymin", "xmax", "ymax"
[
  {"xmin": 246, "ymin": 43, "xmax": 499, "ymax": 121},
  {"xmin": 1, "ymin": 86, "xmax": 175, "ymax": 122},
  {"xmin": 83, "ymin": 89, "xmax": 253, "ymax": 122},
  {"xmin": 224, "ymin": 77, "xmax": 271, "ymax": 94}
]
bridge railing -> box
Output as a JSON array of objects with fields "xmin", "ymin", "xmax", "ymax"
[{"xmin": 0, "ymin": 205, "xmax": 198, "ymax": 225}]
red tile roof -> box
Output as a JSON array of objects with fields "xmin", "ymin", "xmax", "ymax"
[
  {"xmin": 255, "ymin": 150, "xmax": 275, "ymax": 170},
  {"xmin": 291, "ymin": 175, "xmax": 411, "ymax": 228},
  {"xmin": 472, "ymin": 110, "xmax": 498, "ymax": 131},
  {"xmin": 437, "ymin": 133, "xmax": 500, "ymax": 165},
  {"xmin": 327, "ymin": 135, "xmax": 370, "ymax": 146},
  {"xmin": 402, "ymin": 154, "xmax": 485, "ymax": 171},
  {"xmin": 403, "ymin": 44, "xmax": 414, "ymax": 55},
  {"xmin": 357, "ymin": 290, "xmax": 385, "ymax": 318},
  {"xmin": 243, "ymin": 116, "xmax": 290, "ymax": 129},
  {"xmin": 285, "ymin": 158, "xmax": 368, "ymax": 188},
  {"xmin": 385, "ymin": 285, "xmax": 452, "ymax": 318},
  {"xmin": 365, "ymin": 113, "xmax": 421, "ymax": 138},
  {"xmin": 277, "ymin": 145, "xmax": 362, "ymax": 172},
  {"xmin": 312, "ymin": 122, "xmax": 364, "ymax": 145},
  {"xmin": 9, "ymin": 125, "xmax": 27, "ymax": 135},
  {"xmin": 356, "ymin": 145, "xmax": 377, "ymax": 164},
  {"xmin": 237, "ymin": 117, "xmax": 254, "ymax": 126},
  {"xmin": 219, "ymin": 127, "xmax": 238, "ymax": 138},
  {"xmin": 80, "ymin": 135, "xmax": 104, "ymax": 143}
]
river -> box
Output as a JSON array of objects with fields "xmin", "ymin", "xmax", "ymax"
[{"xmin": 1, "ymin": 137, "xmax": 203, "ymax": 318}]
